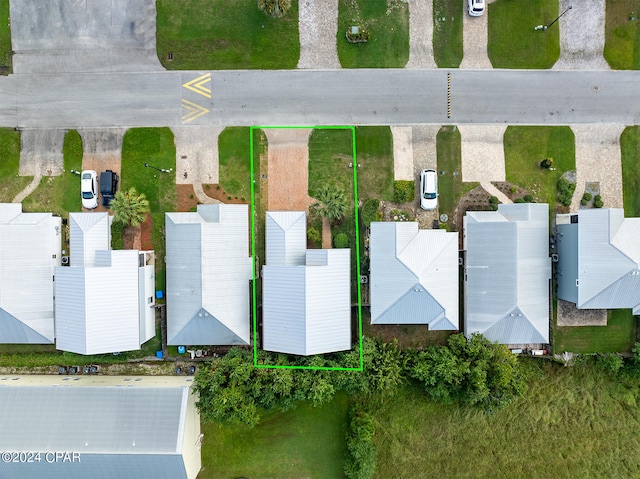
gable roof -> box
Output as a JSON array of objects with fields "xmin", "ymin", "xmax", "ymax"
[
  {"xmin": 464, "ymin": 203, "xmax": 550, "ymax": 344},
  {"xmin": 166, "ymin": 204, "xmax": 252, "ymax": 346},
  {"xmin": 575, "ymin": 209, "xmax": 640, "ymax": 313},
  {"xmin": 0, "ymin": 203, "xmax": 60, "ymax": 343},
  {"xmin": 370, "ymin": 222, "xmax": 458, "ymax": 329},
  {"xmin": 262, "ymin": 212, "xmax": 351, "ymax": 356}
]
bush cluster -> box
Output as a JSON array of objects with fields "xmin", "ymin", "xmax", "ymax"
[
  {"xmin": 307, "ymin": 227, "xmax": 321, "ymax": 245},
  {"xmin": 489, "ymin": 195, "xmax": 499, "ymax": 211},
  {"xmin": 334, "ymin": 232, "xmax": 349, "ymax": 248},
  {"xmin": 361, "ymin": 199, "xmax": 380, "ymax": 227},
  {"xmin": 523, "ymin": 194, "xmax": 534, "ymax": 203},
  {"xmin": 557, "ymin": 178, "xmax": 576, "ymax": 206},
  {"xmin": 594, "ymin": 194, "xmax": 604, "ymax": 208},
  {"xmin": 393, "ymin": 180, "xmax": 414, "ymax": 203},
  {"xmin": 344, "ymin": 408, "xmax": 377, "ymax": 479}
]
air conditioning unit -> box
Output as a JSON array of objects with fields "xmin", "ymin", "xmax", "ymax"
[
  {"xmin": 61, "ymin": 256, "xmax": 70, "ymax": 266},
  {"xmin": 360, "ymin": 276, "xmax": 368, "ymax": 284}
]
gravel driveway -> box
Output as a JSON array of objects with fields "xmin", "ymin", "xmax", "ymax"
[{"xmin": 298, "ymin": 0, "xmax": 340, "ymax": 69}]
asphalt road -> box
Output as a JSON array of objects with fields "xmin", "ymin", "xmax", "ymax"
[{"xmin": 0, "ymin": 69, "xmax": 639, "ymax": 128}]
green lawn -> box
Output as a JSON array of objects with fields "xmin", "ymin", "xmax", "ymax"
[
  {"xmin": 22, "ymin": 130, "xmax": 83, "ymax": 216},
  {"xmin": 120, "ymin": 128, "xmax": 177, "ymax": 290},
  {"xmin": 337, "ymin": 0, "xmax": 409, "ymax": 68},
  {"xmin": 200, "ymin": 392, "xmax": 348, "ymax": 479},
  {"xmin": 436, "ymin": 126, "xmax": 477, "ymax": 231},
  {"xmin": 372, "ymin": 361, "xmax": 640, "ymax": 478},
  {"xmin": 554, "ymin": 309, "xmax": 637, "ymax": 354},
  {"xmin": 433, "ymin": 0, "xmax": 463, "ymax": 68},
  {"xmin": 218, "ymin": 127, "xmax": 251, "ymax": 200},
  {"xmin": 0, "ymin": 0, "xmax": 11, "ymax": 74},
  {"xmin": 604, "ymin": 0, "xmax": 640, "ymax": 69},
  {"xmin": 354, "ymin": 127, "xmax": 394, "ymax": 202},
  {"xmin": 504, "ymin": 126, "xmax": 575, "ymax": 207},
  {"xmin": 488, "ymin": 0, "xmax": 560, "ymax": 69},
  {"xmin": 0, "ymin": 129, "xmax": 31, "ymax": 202},
  {"xmin": 620, "ymin": 125, "xmax": 640, "ymax": 216},
  {"xmin": 156, "ymin": 0, "xmax": 299, "ymax": 70}
]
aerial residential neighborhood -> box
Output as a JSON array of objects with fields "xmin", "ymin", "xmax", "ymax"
[{"xmin": 1, "ymin": 1, "xmax": 640, "ymax": 478}]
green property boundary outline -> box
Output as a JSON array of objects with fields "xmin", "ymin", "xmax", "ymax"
[{"xmin": 249, "ymin": 125, "xmax": 364, "ymax": 371}]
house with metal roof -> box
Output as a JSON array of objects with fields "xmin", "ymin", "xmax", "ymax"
[
  {"xmin": 262, "ymin": 211, "xmax": 351, "ymax": 356},
  {"xmin": 464, "ymin": 203, "xmax": 550, "ymax": 345},
  {"xmin": 557, "ymin": 208, "xmax": 640, "ymax": 313},
  {"xmin": 369, "ymin": 222, "xmax": 458, "ymax": 329},
  {"xmin": 165, "ymin": 204, "xmax": 252, "ymax": 346},
  {"xmin": 55, "ymin": 213, "xmax": 155, "ymax": 355},
  {"xmin": 0, "ymin": 375, "xmax": 201, "ymax": 479},
  {"xmin": 0, "ymin": 203, "xmax": 61, "ymax": 343}
]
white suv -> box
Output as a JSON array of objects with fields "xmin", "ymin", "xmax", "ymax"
[
  {"xmin": 420, "ymin": 169, "xmax": 438, "ymax": 211},
  {"xmin": 468, "ymin": 0, "xmax": 485, "ymax": 16}
]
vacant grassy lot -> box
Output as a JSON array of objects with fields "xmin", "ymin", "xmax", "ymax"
[
  {"xmin": 218, "ymin": 127, "xmax": 251, "ymax": 200},
  {"xmin": 436, "ymin": 126, "xmax": 477, "ymax": 231},
  {"xmin": 554, "ymin": 309, "xmax": 636, "ymax": 354},
  {"xmin": 354, "ymin": 127, "xmax": 394, "ymax": 202},
  {"xmin": 22, "ymin": 130, "xmax": 83, "ymax": 216},
  {"xmin": 433, "ymin": 0, "xmax": 463, "ymax": 67},
  {"xmin": 200, "ymin": 392, "xmax": 348, "ymax": 479},
  {"xmin": 121, "ymin": 128, "xmax": 176, "ymax": 290},
  {"xmin": 0, "ymin": 0, "xmax": 11, "ymax": 74},
  {"xmin": 308, "ymin": 128, "xmax": 355, "ymax": 198},
  {"xmin": 620, "ymin": 125, "xmax": 640, "ymax": 216},
  {"xmin": 156, "ymin": 0, "xmax": 299, "ymax": 70},
  {"xmin": 0, "ymin": 129, "xmax": 31, "ymax": 202},
  {"xmin": 604, "ymin": 0, "xmax": 640, "ymax": 69},
  {"xmin": 488, "ymin": 0, "xmax": 560, "ymax": 68},
  {"xmin": 373, "ymin": 360, "xmax": 640, "ymax": 478},
  {"xmin": 337, "ymin": 0, "xmax": 409, "ymax": 68},
  {"xmin": 504, "ymin": 126, "xmax": 575, "ymax": 207}
]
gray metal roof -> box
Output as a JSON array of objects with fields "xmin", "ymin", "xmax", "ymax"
[
  {"xmin": 557, "ymin": 223, "xmax": 578, "ymax": 304},
  {"xmin": 573, "ymin": 209, "xmax": 640, "ymax": 312},
  {"xmin": 0, "ymin": 375, "xmax": 200, "ymax": 479},
  {"xmin": 464, "ymin": 203, "xmax": 550, "ymax": 344},
  {"xmin": 263, "ymin": 212, "xmax": 351, "ymax": 356},
  {"xmin": 370, "ymin": 222, "xmax": 458, "ymax": 329},
  {"xmin": 165, "ymin": 204, "xmax": 252, "ymax": 346},
  {"xmin": 0, "ymin": 203, "xmax": 60, "ymax": 344}
]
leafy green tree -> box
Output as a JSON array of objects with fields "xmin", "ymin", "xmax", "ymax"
[
  {"xmin": 110, "ymin": 187, "xmax": 150, "ymax": 227},
  {"xmin": 258, "ymin": 0, "xmax": 291, "ymax": 17},
  {"xmin": 312, "ymin": 184, "xmax": 348, "ymax": 223}
]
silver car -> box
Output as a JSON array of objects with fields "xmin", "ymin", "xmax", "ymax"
[
  {"xmin": 420, "ymin": 169, "xmax": 438, "ymax": 211},
  {"xmin": 81, "ymin": 170, "xmax": 98, "ymax": 209},
  {"xmin": 468, "ymin": 0, "xmax": 485, "ymax": 16}
]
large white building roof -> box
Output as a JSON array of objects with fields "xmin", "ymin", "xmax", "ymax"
[
  {"xmin": 464, "ymin": 203, "xmax": 550, "ymax": 345},
  {"xmin": 165, "ymin": 204, "xmax": 252, "ymax": 346},
  {"xmin": 370, "ymin": 222, "xmax": 459, "ymax": 329},
  {"xmin": 0, "ymin": 203, "xmax": 61, "ymax": 343}
]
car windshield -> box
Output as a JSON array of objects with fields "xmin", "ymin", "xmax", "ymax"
[
  {"xmin": 82, "ymin": 191, "xmax": 94, "ymax": 199},
  {"xmin": 82, "ymin": 173, "xmax": 92, "ymax": 179},
  {"xmin": 424, "ymin": 192, "xmax": 437, "ymax": 200}
]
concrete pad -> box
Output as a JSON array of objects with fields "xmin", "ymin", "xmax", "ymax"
[
  {"xmin": 405, "ymin": 0, "xmax": 436, "ymax": 69},
  {"xmin": 10, "ymin": 0, "xmax": 162, "ymax": 73},
  {"xmin": 411, "ymin": 125, "xmax": 439, "ymax": 174},
  {"xmin": 570, "ymin": 125, "xmax": 624, "ymax": 212},
  {"xmin": 460, "ymin": 4, "xmax": 492, "ymax": 69},
  {"xmin": 298, "ymin": 0, "xmax": 340, "ymax": 69},
  {"xmin": 459, "ymin": 124, "xmax": 506, "ymax": 183},
  {"xmin": 172, "ymin": 126, "xmax": 223, "ymax": 185},
  {"xmin": 19, "ymin": 129, "xmax": 65, "ymax": 176},
  {"xmin": 553, "ymin": 0, "xmax": 609, "ymax": 70},
  {"xmin": 391, "ymin": 126, "xmax": 414, "ymax": 181}
]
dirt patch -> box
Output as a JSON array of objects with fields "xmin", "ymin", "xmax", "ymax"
[
  {"xmin": 362, "ymin": 316, "xmax": 451, "ymax": 349},
  {"xmin": 177, "ymin": 183, "xmax": 247, "ymax": 212},
  {"xmin": 557, "ymin": 299, "xmax": 607, "ymax": 327},
  {"xmin": 123, "ymin": 226, "xmax": 141, "ymax": 250},
  {"xmin": 140, "ymin": 214, "xmax": 153, "ymax": 251},
  {"xmin": 203, "ymin": 184, "xmax": 247, "ymax": 204},
  {"xmin": 177, "ymin": 184, "xmax": 199, "ymax": 212}
]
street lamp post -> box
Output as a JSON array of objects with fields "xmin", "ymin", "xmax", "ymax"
[
  {"xmin": 546, "ymin": 5, "xmax": 572, "ymax": 29},
  {"xmin": 144, "ymin": 163, "xmax": 173, "ymax": 174}
]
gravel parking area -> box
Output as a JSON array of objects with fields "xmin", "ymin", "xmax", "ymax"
[
  {"xmin": 405, "ymin": 0, "xmax": 436, "ymax": 68},
  {"xmin": 298, "ymin": 0, "xmax": 340, "ymax": 69},
  {"xmin": 460, "ymin": 4, "xmax": 492, "ymax": 69}
]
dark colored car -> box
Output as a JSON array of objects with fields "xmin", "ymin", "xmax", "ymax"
[{"xmin": 100, "ymin": 170, "xmax": 119, "ymax": 207}]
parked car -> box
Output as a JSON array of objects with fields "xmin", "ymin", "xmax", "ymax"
[
  {"xmin": 100, "ymin": 170, "xmax": 119, "ymax": 207},
  {"xmin": 81, "ymin": 170, "xmax": 98, "ymax": 209},
  {"xmin": 468, "ymin": 0, "xmax": 485, "ymax": 16},
  {"xmin": 420, "ymin": 169, "xmax": 438, "ymax": 211}
]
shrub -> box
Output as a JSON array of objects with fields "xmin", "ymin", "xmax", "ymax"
[
  {"xmin": 523, "ymin": 194, "xmax": 534, "ymax": 203},
  {"xmin": 557, "ymin": 178, "xmax": 576, "ymax": 207},
  {"xmin": 205, "ymin": 184, "xmax": 210, "ymax": 190},
  {"xmin": 344, "ymin": 409, "xmax": 377, "ymax": 479},
  {"xmin": 514, "ymin": 198, "xmax": 525, "ymax": 203},
  {"xmin": 393, "ymin": 180, "xmax": 414, "ymax": 203},
  {"xmin": 334, "ymin": 233, "xmax": 349, "ymax": 248},
  {"xmin": 489, "ymin": 196, "xmax": 499, "ymax": 205},
  {"xmin": 307, "ymin": 227, "xmax": 321, "ymax": 245},
  {"xmin": 490, "ymin": 203, "xmax": 498, "ymax": 211},
  {"xmin": 510, "ymin": 186, "xmax": 518, "ymax": 194},
  {"xmin": 582, "ymin": 192, "xmax": 592, "ymax": 202},
  {"xmin": 594, "ymin": 194, "xmax": 604, "ymax": 208},
  {"xmin": 581, "ymin": 199, "xmax": 588, "ymax": 206},
  {"xmin": 361, "ymin": 199, "xmax": 380, "ymax": 227},
  {"xmin": 596, "ymin": 353, "xmax": 623, "ymax": 373}
]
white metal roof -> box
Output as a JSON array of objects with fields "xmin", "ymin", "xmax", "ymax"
[
  {"xmin": 464, "ymin": 203, "xmax": 550, "ymax": 344},
  {"xmin": 266, "ymin": 211, "xmax": 307, "ymax": 266},
  {"xmin": 263, "ymin": 212, "xmax": 351, "ymax": 356},
  {"xmin": 0, "ymin": 203, "xmax": 60, "ymax": 343},
  {"xmin": 69, "ymin": 212, "xmax": 110, "ymax": 267},
  {"xmin": 370, "ymin": 222, "xmax": 459, "ymax": 329},
  {"xmin": 166, "ymin": 204, "xmax": 252, "ymax": 346}
]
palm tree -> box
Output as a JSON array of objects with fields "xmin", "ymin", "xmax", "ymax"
[
  {"xmin": 258, "ymin": 0, "xmax": 291, "ymax": 18},
  {"xmin": 312, "ymin": 184, "xmax": 348, "ymax": 223},
  {"xmin": 110, "ymin": 187, "xmax": 150, "ymax": 227}
]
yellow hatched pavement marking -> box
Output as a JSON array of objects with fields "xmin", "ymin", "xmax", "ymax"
[
  {"xmin": 181, "ymin": 99, "xmax": 210, "ymax": 123},
  {"xmin": 182, "ymin": 73, "xmax": 211, "ymax": 98}
]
